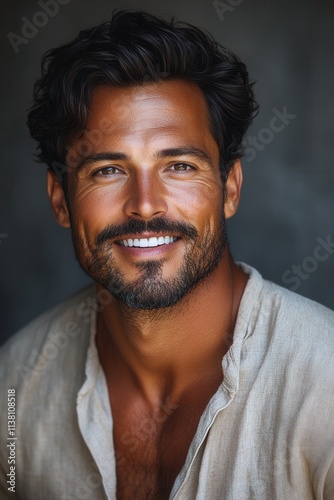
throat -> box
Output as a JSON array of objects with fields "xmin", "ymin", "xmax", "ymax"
[{"xmin": 96, "ymin": 304, "xmax": 228, "ymax": 406}]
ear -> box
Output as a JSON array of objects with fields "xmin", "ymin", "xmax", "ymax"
[
  {"xmin": 224, "ymin": 159, "xmax": 243, "ymax": 219},
  {"xmin": 47, "ymin": 171, "xmax": 71, "ymax": 228}
]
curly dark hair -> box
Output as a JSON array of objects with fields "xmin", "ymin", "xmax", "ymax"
[{"xmin": 27, "ymin": 10, "xmax": 258, "ymax": 186}]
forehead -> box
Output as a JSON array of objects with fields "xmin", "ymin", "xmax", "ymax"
[{"xmin": 82, "ymin": 80, "xmax": 218, "ymax": 156}]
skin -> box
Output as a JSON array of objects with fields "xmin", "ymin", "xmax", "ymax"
[{"xmin": 48, "ymin": 80, "xmax": 248, "ymax": 499}]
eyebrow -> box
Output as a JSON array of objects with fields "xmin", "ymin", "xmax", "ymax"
[
  {"xmin": 156, "ymin": 147, "xmax": 214, "ymax": 168},
  {"xmin": 75, "ymin": 146, "xmax": 214, "ymax": 172},
  {"xmin": 76, "ymin": 152, "xmax": 128, "ymax": 172}
]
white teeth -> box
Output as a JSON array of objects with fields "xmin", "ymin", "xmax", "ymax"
[
  {"xmin": 120, "ymin": 236, "xmax": 177, "ymax": 248},
  {"xmin": 148, "ymin": 237, "xmax": 158, "ymax": 247}
]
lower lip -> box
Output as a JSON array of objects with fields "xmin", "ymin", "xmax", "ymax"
[{"xmin": 115, "ymin": 238, "xmax": 180, "ymax": 258}]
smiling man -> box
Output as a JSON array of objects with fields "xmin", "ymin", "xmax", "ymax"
[
  {"xmin": 63, "ymin": 82, "xmax": 235, "ymax": 312},
  {"xmin": 1, "ymin": 10, "xmax": 334, "ymax": 500}
]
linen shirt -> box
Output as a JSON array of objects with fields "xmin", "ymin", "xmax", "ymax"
[{"xmin": 1, "ymin": 263, "xmax": 334, "ymax": 499}]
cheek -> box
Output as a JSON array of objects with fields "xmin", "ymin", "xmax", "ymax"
[
  {"xmin": 166, "ymin": 180, "xmax": 223, "ymax": 227},
  {"xmin": 70, "ymin": 185, "xmax": 123, "ymax": 238}
]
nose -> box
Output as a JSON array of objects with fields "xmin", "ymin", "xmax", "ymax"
[{"xmin": 123, "ymin": 171, "xmax": 168, "ymax": 220}]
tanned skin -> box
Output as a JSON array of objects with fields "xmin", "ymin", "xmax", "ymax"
[{"xmin": 47, "ymin": 80, "xmax": 248, "ymax": 499}]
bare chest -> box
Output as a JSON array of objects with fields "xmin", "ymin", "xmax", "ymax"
[{"xmin": 113, "ymin": 399, "xmax": 203, "ymax": 500}]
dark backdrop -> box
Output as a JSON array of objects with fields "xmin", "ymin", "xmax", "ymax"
[{"xmin": 1, "ymin": 0, "xmax": 333, "ymax": 345}]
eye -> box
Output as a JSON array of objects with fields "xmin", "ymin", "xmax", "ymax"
[
  {"xmin": 168, "ymin": 162, "xmax": 195, "ymax": 172},
  {"xmin": 92, "ymin": 166, "xmax": 123, "ymax": 177}
]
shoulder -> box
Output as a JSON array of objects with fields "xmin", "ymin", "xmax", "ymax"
[
  {"xmin": 262, "ymin": 275, "xmax": 334, "ymax": 344},
  {"xmin": 0, "ymin": 285, "xmax": 101, "ymax": 493},
  {"xmin": 238, "ymin": 262, "xmax": 334, "ymax": 388},
  {"xmin": 240, "ymin": 262, "xmax": 334, "ymax": 345},
  {"xmin": 0, "ymin": 284, "xmax": 97, "ymax": 389},
  {"xmin": 239, "ymin": 265, "xmax": 334, "ymax": 436}
]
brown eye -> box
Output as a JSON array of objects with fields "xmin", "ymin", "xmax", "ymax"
[
  {"xmin": 170, "ymin": 163, "xmax": 194, "ymax": 171},
  {"xmin": 93, "ymin": 166, "xmax": 122, "ymax": 176}
]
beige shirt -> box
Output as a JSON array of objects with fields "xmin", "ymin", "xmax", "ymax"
[{"xmin": 1, "ymin": 264, "xmax": 334, "ymax": 499}]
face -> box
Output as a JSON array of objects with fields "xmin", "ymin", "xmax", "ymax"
[{"xmin": 49, "ymin": 80, "xmax": 242, "ymax": 309}]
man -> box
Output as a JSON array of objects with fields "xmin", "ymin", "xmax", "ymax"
[{"xmin": 0, "ymin": 9, "xmax": 333, "ymax": 500}]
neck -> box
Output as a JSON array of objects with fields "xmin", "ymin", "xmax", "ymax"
[{"xmin": 95, "ymin": 253, "xmax": 247, "ymax": 405}]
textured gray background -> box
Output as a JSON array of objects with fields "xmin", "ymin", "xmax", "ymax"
[{"xmin": 1, "ymin": 0, "xmax": 333, "ymax": 345}]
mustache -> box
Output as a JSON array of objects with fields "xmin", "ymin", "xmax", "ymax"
[{"xmin": 96, "ymin": 217, "xmax": 198, "ymax": 246}]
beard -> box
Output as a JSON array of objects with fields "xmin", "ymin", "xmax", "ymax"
[{"xmin": 71, "ymin": 211, "xmax": 228, "ymax": 310}]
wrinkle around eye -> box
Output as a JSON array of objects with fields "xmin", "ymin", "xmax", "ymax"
[{"xmin": 73, "ymin": 182, "xmax": 112, "ymax": 203}]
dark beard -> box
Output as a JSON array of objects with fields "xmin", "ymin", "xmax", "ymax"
[{"xmin": 71, "ymin": 213, "xmax": 228, "ymax": 310}]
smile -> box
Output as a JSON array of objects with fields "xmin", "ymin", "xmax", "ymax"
[{"xmin": 118, "ymin": 236, "xmax": 178, "ymax": 248}]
